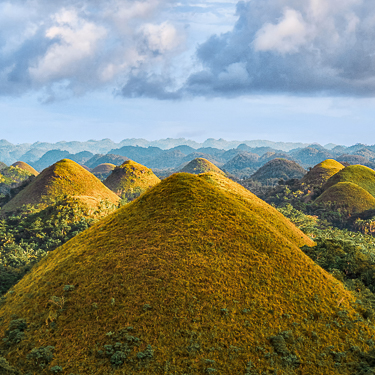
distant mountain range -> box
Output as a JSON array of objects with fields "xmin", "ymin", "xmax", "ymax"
[{"xmin": 3, "ymin": 138, "xmax": 375, "ymax": 174}]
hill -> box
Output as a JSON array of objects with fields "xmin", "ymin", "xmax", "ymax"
[
  {"xmin": 1, "ymin": 159, "xmax": 120, "ymax": 213},
  {"xmin": 300, "ymin": 159, "xmax": 345, "ymax": 187},
  {"xmin": 103, "ymin": 160, "xmax": 160, "ymax": 201},
  {"xmin": 315, "ymin": 181, "xmax": 375, "ymax": 213},
  {"xmin": 91, "ymin": 163, "xmax": 116, "ymax": 180},
  {"xmin": 179, "ymin": 157, "xmax": 225, "ymax": 175},
  {"xmin": 85, "ymin": 154, "xmax": 129, "ymax": 169},
  {"xmin": 11, "ymin": 161, "xmax": 38, "ymax": 176},
  {"xmin": 1, "ymin": 173, "xmax": 374, "ymax": 374},
  {"xmin": 222, "ymin": 152, "xmax": 259, "ymax": 171},
  {"xmin": 323, "ymin": 164, "xmax": 375, "ymax": 197},
  {"xmin": 250, "ymin": 158, "xmax": 306, "ymax": 183}
]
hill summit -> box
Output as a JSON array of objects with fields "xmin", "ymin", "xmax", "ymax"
[
  {"xmin": 103, "ymin": 160, "xmax": 160, "ymax": 201},
  {"xmin": 179, "ymin": 157, "xmax": 225, "ymax": 175},
  {"xmin": 11, "ymin": 161, "xmax": 38, "ymax": 176},
  {"xmin": 1, "ymin": 159, "xmax": 119, "ymax": 213},
  {"xmin": 300, "ymin": 159, "xmax": 344, "ymax": 186},
  {"xmin": 0, "ymin": 173, "xmax": 374, "ymax": 374},
  {"xmin": 250, "ymin": 158, "xmax": 306, "ymax": 183}
]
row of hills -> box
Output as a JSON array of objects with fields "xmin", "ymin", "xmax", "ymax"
[
  {"xmin": 3, "ymin": 153, "xmax": 375, "ymax": 373},
  {"xmin": 4, "ymin": 139, "xmax": 375, "ymax": 175}
]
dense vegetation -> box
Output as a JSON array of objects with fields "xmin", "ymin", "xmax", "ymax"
[{"xmin": 0, "ymin": 196, "xmax": 118, "ymax": 296}]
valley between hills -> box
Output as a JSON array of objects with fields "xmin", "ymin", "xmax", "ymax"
[{"xmin": 2, "ymin": 139, "xmax": 375, "ymax": 374}]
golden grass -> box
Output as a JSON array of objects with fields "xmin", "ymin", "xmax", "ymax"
[
  {"xmin": 300, "ymin": 159, "xmax": 344, "ymax": 186},
  {"xmin": 179, "ymin": 158, "xmax": 225, "ymax": 175},
  {"xmin": 11, "ymin": 161, "xmax": 39, "ymax": 176},
  {"xmin": 315, "ymin": 181, "xmax": 375, "ymax": 213},
  {"xmin": 0, "ymin": 173, "xmax": 374, "ymax": 374},
  {"xmin": 323, "ymin": 164, "xmax": 375, "ymax": 198},
  {"xmin": 103, "ymin": 160, "xmax": 160, "ymax": 198},
  {"xmin": 2, "ymin": 159, "xmax": 119, "ymax": 213}
]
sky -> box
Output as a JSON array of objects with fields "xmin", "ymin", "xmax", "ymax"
[{"xmin": 1, "ymin": 0, "xmax": 375, "ymax": 146}]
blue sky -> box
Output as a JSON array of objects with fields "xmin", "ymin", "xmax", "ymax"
[{"xmin": 1, "ymin": 0, "xmax": 375, "ymax": 146}]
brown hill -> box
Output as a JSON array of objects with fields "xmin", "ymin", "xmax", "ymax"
[
  {"xmin": 91, "ymin": 163, "xmax": 116, "ymax": 180},
  {"xmin": 0, "ymin": 173, "xmax": 374, "ymax": 374},
  {"xmin": 11, "ymin": 161, "xmax": 39, "ymax": 176},
  {"xmin": 179, "ymin": 157, "xmax": 225, "ymax": 175},
  {"xmin": 1, "ymin": 159, "xmax": 119, "ymax": 213},
  {"xmin": 103, "ymin": 160, "xmax": 160, "ymax": 201}
]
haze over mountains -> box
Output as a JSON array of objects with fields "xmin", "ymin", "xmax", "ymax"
[{"xmin": 3, "ymin": 139, "xmax": 375, "ymax": 177}]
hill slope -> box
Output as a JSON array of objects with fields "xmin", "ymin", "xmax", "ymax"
[
  {"xmin": 315, "ymin": 181, "xmax": 375, "ymax": 213},
  {"xmin": 322, "ymin": 164, "xmax": 375, "ymax": 197},
  {"xmin": 91, "ymin": 163, "xmax": 116, "ymax": 180},
  {"xmin": 179, "ymin": 157, "xmax": 225, "ymax": 175},
  {"xmin": 103, "ymin": 160, "xmax": 160, "ymax": 201},
  {"xmin": 11, "ymin": 161, "xmax": 39, "ymax": 176},
  {"xmin": 0, "ymin": 173, "xmax": 374, "ymax": 374},
  {"xmin": 300, "ymin": 159, "xmax": 345, "ymax": 186},
  {"xmin": 1, "ymin": 159, "xmax": 119, "ymax": 213},
  {"xmin": 250, "ymin": 158, "xmax": 306, "ymax": 183}
]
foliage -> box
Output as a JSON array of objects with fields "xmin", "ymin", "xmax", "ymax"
[{"xmin": 0, "ymin": 196, "xmax": 116, "ymax": 295}]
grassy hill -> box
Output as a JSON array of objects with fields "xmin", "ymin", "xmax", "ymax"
[
  {"xmin": 315, "ymin": 181, "xmax": 375, "ymax": 213},
  {"xmin": 91, "ymin": 163, "xmax": 116, "ymax": 180},
  {"xmin": 0, "ymin": 173, "xmax": 374, "ymax": 374},
  {"xmin": 179, "ymin": 157, "xmax": 225, "ymax": 175},
  {"xmin": 250, "ymin": 158, "xmax": 306, "ymax": 183},
  {"xmin": 103, "ymin": 160, "xmax": 160, "ymax": 201},
  {"xmin": 322, "ymin": 164, "xmax": 375, "ymax": 197},
  {"xmin": 300, "ymin": 159, "xmax": 344, "ymax": 187},
  {"xmin": 11, "ymin": 161, "xmax": 38, "ymax": 176},
  {"xmin": 1, "ymin": 159, "xmax": 120, "ymax": 213}
]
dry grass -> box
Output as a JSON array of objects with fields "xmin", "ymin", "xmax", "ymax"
[
  {"xmin": 1, "ymin": 173, "xmax": 374, "ymax": 374},
  {"xmin": 1, "ymin": 159, "xmax": 119, "ymax": 213},
  {"xmin": 179, "ymin": 158, "xmax": 225, "ymax": 175}
]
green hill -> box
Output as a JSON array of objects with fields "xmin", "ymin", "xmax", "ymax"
[
  {"xmin": 300, "ymin": 159, "xmax": 344, "ymax": 186},
  {"xmin": 315, "ymin": 181, "xmax": 375, "ymax": 213},
  {"xmin": 179, "ymin": 157, "xmax": 225, "ymax": 175},
  {"xmin": 250, "ymin": 158, "xmax": 306, "ymax": 183},
  {"xmin": 1, "ymin": 159, "xmax": 120, "ymax": 213},
  {"xmin": 0, "ymin": 173, "xmax": 374, "ymax": 374},
  {"xmin": 11, "ymin": 161, "xmax": 38, "ymax": 176},
  {"xmin": 103, "ymin": 160, "xmax": 160, "ymax": 201},
  {"xmin": 322, "ymin": 164, "xmax": 375, "ymax": 197}
]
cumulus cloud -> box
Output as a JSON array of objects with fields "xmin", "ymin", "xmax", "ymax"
[
  {"xmin": 0, "ymin": 0, "xmax": 184, "ymax": 99},
  {"xmin": 182, "ymin": 0, "xmax": 375, "ymax": 97},
  {"xmin": 3, "ymin": 0, "xmax": 375, "ymax": 99}
]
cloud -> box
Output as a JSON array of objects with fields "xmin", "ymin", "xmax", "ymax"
[
  {"xmin": 0, "ymin": 0, "xmax": 185, "ymax": 99},
  {"xmin": 182, "ymin": 0, "xmax": 375, "ymax": 97}
]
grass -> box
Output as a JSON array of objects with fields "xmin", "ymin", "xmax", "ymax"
[
  {"xmin": 179, "ymin": 158, "xmax": 225, "ymax": 175},
  {"xmin": 315, "ymin": 182, "xmax": 375, "ymax": 214},
  {"xmin": 301, "ymin": 159, "xmax": 344, "ymax": 187},
  {"xmin": 0, "ymin": 173, "xmax": 375, "ymax": 374},
  {"xmin": 103, "ymin": 160, "xmax": 160, "ymax": 201},
  {"xmin": 11, "ymin": 162, "xmax": 39, "ymax": 176},
  {"xmin": 323, "ymin": 165, "xmax": 375, "ymax": 197},
  {"xmin": 1, "ymin": 159, "xmax": 119, "ymax": 213}
]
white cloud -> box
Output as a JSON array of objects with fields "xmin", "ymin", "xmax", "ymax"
[{"xmin": 29, "ymin": 9, "xmax": 107, "ymax": 83}]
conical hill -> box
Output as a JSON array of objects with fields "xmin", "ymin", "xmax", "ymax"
[
  {"xmin": 91, "ymin": 163, "xmax": 116, "ymax": 180},
  {"xmin": 1, "ymin": 159, "xmax": 119, "ymax": 213},
  {"xmin": 1, "ymin": 173, "xmax": 375, "ymax": 374},
  {"xmin": 11, "ymin": 161, "xmax": 39, "ymax": 176},
  {"xmin": 322, "ymin": 164, "xmax": 375, "ymax": 197},
  {"xmin": 179, "ymin": 157, "xmax": 225, "ymax": 175},
  {"xmin": 250, "ymin": 158, "xmax": 306, "ymax": 183},
  {"xmin": 315, "ymin": 181, "xmax": 375, "ymax": 213},
  {"xmin": 103, "ymin": 160, "xmax": 160, "ymax": 201},
  {"xmin": 300, "ymin": 159, "xmax": 344, "ymax": 186}
]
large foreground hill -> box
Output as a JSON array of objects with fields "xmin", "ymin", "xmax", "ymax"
[{"xmin": 0, "ymin": 173, "xmax": 374, "ymax": 374}]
